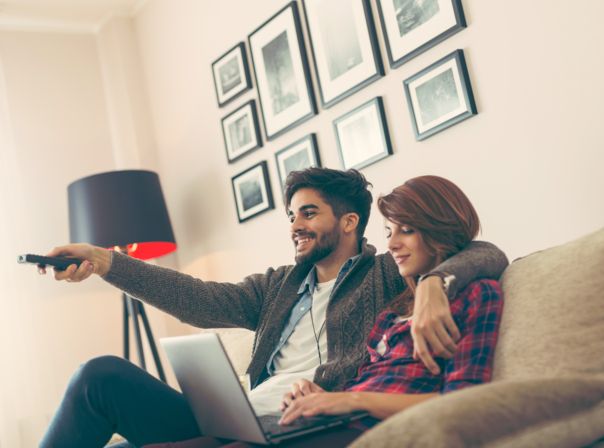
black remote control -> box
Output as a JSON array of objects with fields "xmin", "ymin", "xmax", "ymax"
[{"xmin": 17, "ymin": 254, "xmax": 83, "ymax": 271}]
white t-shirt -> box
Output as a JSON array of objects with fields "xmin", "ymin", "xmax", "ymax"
[{"xmin": 248, "ymin": 278, "xmax": 335, "ymax": 415}]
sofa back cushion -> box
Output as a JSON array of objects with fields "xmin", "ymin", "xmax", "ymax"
[{"xmin": 493, "ymin": 227, "xmax": 604, "ymax": 381}]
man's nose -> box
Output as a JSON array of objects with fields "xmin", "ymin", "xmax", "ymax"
[{"xmin": 290, "ymin": 215, "xmax": 302, "ymax": 232}]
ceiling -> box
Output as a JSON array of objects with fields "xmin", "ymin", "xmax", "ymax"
[{"xmin": 0, "ymin": 0, "xmax": 146, "ymax": 32}]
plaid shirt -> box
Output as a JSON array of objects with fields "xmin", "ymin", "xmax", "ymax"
[{"xmin": 346, "ymin": 278, "xmax": 503, "ymax": 399}]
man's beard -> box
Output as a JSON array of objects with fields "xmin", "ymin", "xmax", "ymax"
[{"xmin": 294, "ymin": 226, "xmax": 341, "ymax": 265}]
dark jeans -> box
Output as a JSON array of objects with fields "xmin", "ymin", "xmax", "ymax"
[{"xmin": 40, "ymin": 355, "xmax": 201, "ymax": 448}]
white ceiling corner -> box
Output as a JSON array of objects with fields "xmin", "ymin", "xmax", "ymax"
[{"xmin": 0, "ymin": 0, "xmax": 147, "ymax": 34}]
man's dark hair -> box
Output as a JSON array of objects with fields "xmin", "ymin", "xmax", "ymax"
[{"xmin": 284, "ymin": 167, "xmax": 373, "ymax": 240}]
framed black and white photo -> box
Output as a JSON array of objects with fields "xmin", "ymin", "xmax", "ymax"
[
  {"xmin": 333, "ymin": 97, "xmax": 393, "ymax": 170},
  {"xmin": 404, "ymin": 49, "xmax": 477, "ymax": 140},
  {"xmin": 302, "ymin": 0, "xmax": 383, "ymax": 108},
  {"xmin": 275, "ymin": 134, "xmax": 321, "ymax": 190},
  {"xmin": 212, "ymin": 42, "xmax": 252, "ymax": 107},
  {"xmin": 231, "ymin": 161, "xmax": 274, "ymax": 223},
  {"xmin": 221, "ymin": 100, "xmax": 262, "ymax": 163},
  {"xmin": 248, "ymin": 2, "xmax": 316, "ymax": 140},
  {"xmin": 377, "ymin": 0, "xmax": 466, "ymax": 68}
]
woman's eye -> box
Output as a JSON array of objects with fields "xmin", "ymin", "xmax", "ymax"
[{"xmin": 401, "ymin": 226, "xmax": 415, "ymax": 234}]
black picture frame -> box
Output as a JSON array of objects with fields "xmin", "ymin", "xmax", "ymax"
[
  {"xmin": 333, "ymin": 97, "xmax": 393, "ymax": 170},
  {"xmin": 403, "ymin": 49, "xmax": 477, "ymax": 140},
  {"xmin": 211, "ymin": 42, "xmax": 252, "ymax": 107},
  {"xmin": 377, "ymin": 0, "xmax": 466, "ymax": 68},
  {"xmin": 275, "ymin": 134, "xmax": 321, "ymax": 190},
  {"xmin": 248, "ymin": 2, "xmax": 317, "ymax": 141},
  {"xmin": 221, "ymin": 100, "xmax": 262, "ymax": 163},
  {"xmin": 231, "ymin": 161, "xmax": 275, "ymax": 223},
  {"xmin": 302, "ymin": 0, "xmax": 383, "ymax": 108}
]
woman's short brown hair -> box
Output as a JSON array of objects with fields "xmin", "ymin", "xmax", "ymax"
[{"xmin": 378, "ymin": 175, "xmax": 480, "ymax": 261}]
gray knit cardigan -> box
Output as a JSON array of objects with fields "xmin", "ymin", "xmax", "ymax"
[{"xmin": 103, "ymin": 240, "xmax": 507, "ymax": 391}]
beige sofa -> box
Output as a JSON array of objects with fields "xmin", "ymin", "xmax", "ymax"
[{"xmin": 214, "ymin": 228, "xmax": 604, "ymax": 447}]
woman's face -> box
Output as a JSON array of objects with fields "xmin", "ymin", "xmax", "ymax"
[{"xmin": 385, "ymin": 219, "xmax": 436, "ymax": 278}]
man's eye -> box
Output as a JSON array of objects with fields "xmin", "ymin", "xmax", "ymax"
[{"xmin": 304, "ymin": 212, "xmax": 315, "ymax": 218}]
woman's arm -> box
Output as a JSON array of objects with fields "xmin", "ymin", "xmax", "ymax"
[
  {"xmin": 442, "ymin": 279, "xmax": 504, "ymax": 392},
  {"xmin": 412, "ymin": 241, "xmax": 508, "ymax": 374},
  {"xmin": 279, "ymin": 391, "xmax": 438, "ymax": 424}
]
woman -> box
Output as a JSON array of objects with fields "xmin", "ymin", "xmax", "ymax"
[{"xmin": 151, "ymin": 175, "xmax": 504, "ymax": 448}]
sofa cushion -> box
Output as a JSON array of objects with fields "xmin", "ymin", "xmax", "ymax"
[
  {"xmin": 493, "ymin": 227, "xmax": 604, "ymax": 380},
  {"xmin": 197, "ymin": 327, "xmax": 254, "ymax": 376},
  {"xmin": 350, "ymin": 376, "xmax": 604, "ymax": 448}
]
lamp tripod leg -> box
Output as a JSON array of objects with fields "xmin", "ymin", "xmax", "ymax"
[
  {"xmin": 126, "ymin": 294, "xmax": 147, "ymax": 370},
  {"xmin": 122, "ymin": 293, "xmax": 130, "ymax": 360},
  {"xmin": 122, "ymin": 292, "xmax": 166, "ymax": 382},
  {"xmin": 137, "ymin": 301, "xmax": 167, "ymax": 382}
]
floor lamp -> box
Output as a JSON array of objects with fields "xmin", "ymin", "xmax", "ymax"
[{"xmin": 67, "ymin": 170, "xmax": 177, "ymax": 382}]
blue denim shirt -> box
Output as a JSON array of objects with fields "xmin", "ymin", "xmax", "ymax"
[{"xmin": 266, "ymin": 254, "xmax": 361, "ymax": 375}]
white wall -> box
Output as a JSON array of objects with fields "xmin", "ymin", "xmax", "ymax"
[
  {"xmin": 0, "ymin": 0, "xmax": 603, "ymax": 446},
  {"xmin": 0, "ymin": 20, "xmax": 179, "ymax": 447},
  {"xmin": 134, "ymin": 0, "xmax": 603, "ymax": 283},
  {"xmin": 0, "ymin": 31, "xmax": 121, "ymax": 446}
]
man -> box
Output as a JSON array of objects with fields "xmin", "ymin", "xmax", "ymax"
[{"xmin": 40, "ymin": 168, "xmax": 508, "ymax": 447}]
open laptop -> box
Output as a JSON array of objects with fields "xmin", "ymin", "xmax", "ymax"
[{"xmin": 160, "ymin": 333, "xmax": 368, "ymax": 445}]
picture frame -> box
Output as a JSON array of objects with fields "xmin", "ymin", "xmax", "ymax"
[
  {"xmin": 403, "ymin": 49, "xmax": 477, "ymax": 140},
  {"xmin": 302, "ymin": 0, "xmax": 383, "ymax": 108},
  {"xmin": 221, "ymin": 100, "xmax": 263, "ymax": 163},
  {"xmin": 211, "ymin": 42, "xmax": 252, "ymax": 107},
  {"xmin": 275, "ymin": 134, "xmax": 321, "ymax": 190},
  {"xmin": 231, "ymin": 161, "xmax": 274, "ymax": 223},
  {"xmin": 377, "ymin": 0, "xmax": 466, "ymax": 68},
  {"xmin": 333, "ymin": 97, "xmax": 393, "ymax": 170},
  {"xmin": 248, "ymin": 2, "xmax": 317, "ymax": 141}
]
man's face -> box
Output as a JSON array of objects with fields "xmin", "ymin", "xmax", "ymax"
[{"xmin": 288, "ymin": 188, "xmax": 342, "ymax": 265}]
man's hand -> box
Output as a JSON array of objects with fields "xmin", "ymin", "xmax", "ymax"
[
  {"xmin": 279, "ymin": 392, "xmax": 359, "ymax": 425},
  {"xmin": 412, "ymin": 276, "xmax": 461, "ymax": 375},
  {"xmin": 38, "ymin": 244, "xmax": 112, "ymax": 282},
  {"xmin": 280, "ymin": 379, "xmax": 324, "ymax": 411}
]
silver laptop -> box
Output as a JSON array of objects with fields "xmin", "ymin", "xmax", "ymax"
[{"xmin": 160, "ymin": 333, "xmax": 368, "ymax": 445}]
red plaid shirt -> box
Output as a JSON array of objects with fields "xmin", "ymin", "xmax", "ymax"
[{"xmin": 346, "ymin": 279, "xmax": 503, "ymax": 396}]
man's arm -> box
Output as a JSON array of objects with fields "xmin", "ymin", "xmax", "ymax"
[
  {"xmin": 426, "ymin": 241, "xmax": 509, "ymax": 299},
  {"xmin": 43, "ymin": 243, "xmax": 282, "ymax": 331},
  {"xmin": 413, "ymin": 241, "xmax": 508, "ymax": 374}
]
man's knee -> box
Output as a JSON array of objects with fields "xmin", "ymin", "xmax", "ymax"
[{"xmin": 68, "ymin": 355, "xmax": 131, "ymax": 398}]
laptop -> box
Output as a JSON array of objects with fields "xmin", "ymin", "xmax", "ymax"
[{"xmin": 160, "ymin": 333, "xmax": 368, "ymax": 445}]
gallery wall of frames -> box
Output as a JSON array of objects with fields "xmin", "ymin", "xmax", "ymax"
[{"xmin": 211, "ymin": 0, "xmax": 473, "ymax": 223}]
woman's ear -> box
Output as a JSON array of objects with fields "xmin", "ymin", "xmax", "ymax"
[{"xmin": 341, "ymin": 213, "xmax": 360, "ymax": 234}]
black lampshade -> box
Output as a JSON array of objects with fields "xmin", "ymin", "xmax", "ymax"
[{"xmin": 68, "ymin": 170, "xmax": 177, "ymax": 260}]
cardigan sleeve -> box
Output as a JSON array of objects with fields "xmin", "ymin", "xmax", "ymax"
[
  {"xmin": 103, "ymin": 251, "xmax": 289, "ymax": 331},
  {"xmin": 429, "ymin": 241, "xmax": 509, "ymax": 299}
]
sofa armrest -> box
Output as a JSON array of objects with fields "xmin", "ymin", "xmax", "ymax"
[{"xmin": 350, "ymin": 376, "xmax": 604, "ymax": 448}]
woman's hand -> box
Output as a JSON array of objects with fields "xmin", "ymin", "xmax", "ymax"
[
  {"xmin": 279, "ymin": 392, "xmax": 360, "ymax": 425},
  {"xmin": 38, "ymin": 244, "xmax": 112, "ymax": 281},
  {"xmin": 280, "ymin": 379, "xmax": 324, "ymax": 411},
  {"xmin": 412, "ymin": 276, "xmax": 461, "ymax": 375}
]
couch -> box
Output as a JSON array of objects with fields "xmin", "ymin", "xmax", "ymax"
[{"xmin": 165, "ymin": 228, "xmax": 604, "ymax": 447}]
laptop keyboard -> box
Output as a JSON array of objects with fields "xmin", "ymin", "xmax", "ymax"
[{"xmin": 258, "ymin": 414, "xmax": 333, "ymax": 436}]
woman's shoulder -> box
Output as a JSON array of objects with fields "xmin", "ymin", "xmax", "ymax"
[{"xmin": 457, "ymin": 278, "xmax": 503, "ymax": 303}]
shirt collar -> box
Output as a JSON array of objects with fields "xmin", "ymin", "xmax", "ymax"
[{"xmin": 297, "ymin": 253, "xmax": 361, "ymax": 295}]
